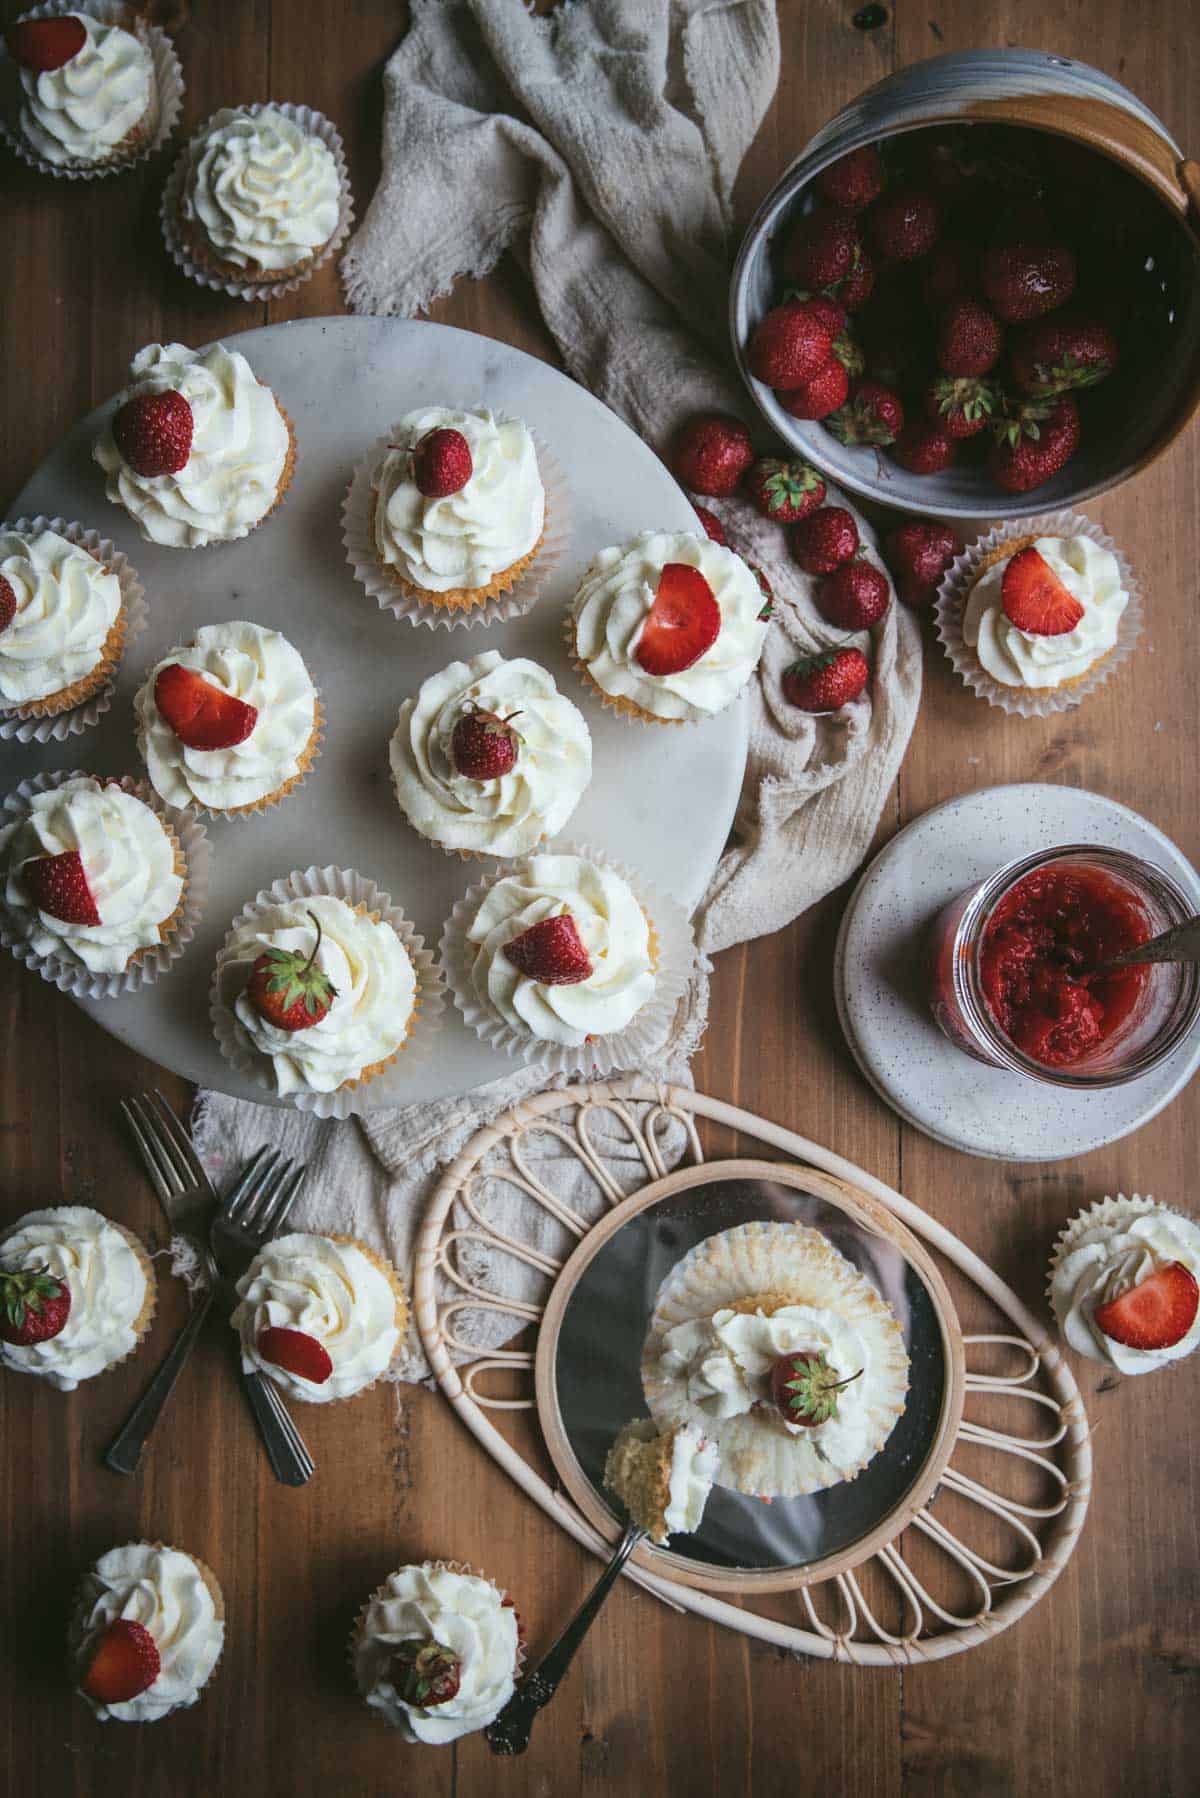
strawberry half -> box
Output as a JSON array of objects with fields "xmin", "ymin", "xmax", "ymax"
[
  {"xmin": 503, "ymin": 912, "xmax": 593, "ymax": 986},
  {"xmin": 111, "ymin": 391, "xmax": 194, "ymax": 478},
  {"xmin": 1000, "ymin": 547, "xmax": 1083, "ymax": 637},
  {"xmin": 5, "ymin": 15, "xmax": 86, "ymax": 70},
  {"xmin": 23, "ymin": 849, "xmax": 100, "ymax": 926},
  {"xmin": 0, "ymin": 576, "xmax": 16, "ymax": 634},
  {"xmin": 257, "ymin": 1326, "xmax": 334, "ymax": 1384},
  {"xmin": 0, "ymin": 1264, "xmax": 71, "ymax": 1345},
  {"xmin": 81, "ymin": 1619, "xmax": 161, "ymax": 1706},
  {"xmin": 154, "ymin": 663, "xmax": 258, "ymax": 751},
  {"xmin": 634, "ymin": 563, "xmax": 720, "ymax": 676},
  {"xmin": 1093, "ymin": 1261, "xmax": 1199, "ymax": 1352},
  {"xmin": 412, "ymin": 428, "xmax": 473, "ymax": 498}
]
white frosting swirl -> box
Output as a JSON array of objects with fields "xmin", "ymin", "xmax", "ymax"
[
  {"xmin": 664, "ymin": 1424, "xmax": 720, "ymax": 1536},
  {"xmin": 572, "ymin": 531, "xmax": 769, "ymax": 722},
  {"xmin": 466, "ymin": 853, "xmax": 654, "ymax": 1046},
  {"xmin": 0, "ymin": 1205, "xmax": 147, "ymax": 1391},
  {"xmin": 1050, "ymin": 1195, "xmax": 1200, "ymax": 1375},
  {"xmin": 964, "ymin": 534, "xmax": 1127, "ymax": 689},
  {"xmin": 15, "ymin": 11, "xmax": 151, "ymax": 167},
  {"xmin": 389, "ymin": 651, "xmax": 590, "ymax": 856},
  {"xmin": 354, "ymin": 1563, "xmax": 518, "ymax": 1744},
  {"xmin": 94, "ymin": 342, "xmax": 289, "ymax": 550},
  {"xmin": 0, "ymin": 527, "xmax": 120, "ymax": 706},
  {"xmin": 182, "ymin": 106, "xmax": 341, "ymax": 273},
  {"xmin": 224, "ymin": 893, "xmax": 415, "ymax": 1094},
  {"xmin": 135, "ymin": 621, "xmax": 316, "ymax": 812},
  {"xmin": 0, "ymin": 775, "xmax": 182, "ymax": 974},
  {"xmin": 231, "ymin": 1231, "xmax": 401, "ymax": 1402},
  {"xmin": 372, "ymin": 407, "xmax": 544, "ymax": 593},
  {"xmin": 73, "ymin": 1544, "xmax": 223, "ymax": 1722}
]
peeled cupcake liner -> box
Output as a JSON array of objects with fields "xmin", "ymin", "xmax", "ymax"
[
  {"xmin": 0, "ymin": 768, "xmax": 210, "ymax": 999},
  {"xmin": 349, "ymin": 1559, "xmax": 526, "ymax": 1725},
  {"xmin": 209, "ymin": 864, "xmax": 445, "ymax": 1121},
  {"xmin": 160, "ymin": 101, "xmax": 354, "ymax": 302},
  {"xmin": 0, "ymin": 0, "xmax": 184, "ymax": 181},
  {"xmin": 439, "ymin": 840, "xmax": 696, "ymax": 1079},
  {"xmin": 934, "ymin": 510, "xmax": 1143, "ymax": 718},
  {"xmin": 0, "ymin": 515, "xmax": 148, "ymax": 744},
  {"xmin": 342, "ymin": 419, "xmax": 569, "ymax": 633}
]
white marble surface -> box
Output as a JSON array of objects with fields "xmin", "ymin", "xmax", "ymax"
[{"xmin": 0, "ymin": 317, "xmax": 748, "ymax": 1108}]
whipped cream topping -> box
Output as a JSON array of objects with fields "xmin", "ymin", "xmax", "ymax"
[
  {"xmin": 389, "ymin": 651, "xmax": 591, "ymax": 856},
  {"xmin": 224, "ymin": 893, "xmax": 415, "ymax": 1094},
  {"xmin": 135, "ymin": 621, "xmax": 317, "ymax": 812},
  {"xmin": 0, "ymin": 1205, "xmax": 147, "ymax": 1391},
  {"xmin": 465, "ymin": 853, "xmax": 654, "ymax": 1047},
  {"xmin": 663, "ymin": 1423, "xmax": 720, "ymax": 1536},
  {"xmin": 231, "ymin": 1231, "xmax": 401, "ymax": 1402},
  {"xmin": 1050, "ymin": 1195, "xmax": 1200, "ymax": 1375},
  {"xmin": 0, "ymin": 775, "xmax": 182, "ymax": 974},
  {"xmin": 0, "ymin": 527, "xmax": 120, "ymax": 706},
  {"xmin": 182, "ymin": 106, "xmax": 341, "ymax": 273},
  {"xmin": 94, "ymin": 342, "xmax": 289, "ymax": 549},
  {"xmin": 15, "ymin": 11, "xmax": 152, "ymax": 167},
  {"xmin": 964, "ymin": 534, "xmax": 1128, "ymax": 689},
  {"xmin": 372, "ymin": 407, "xmax": 544, "ymax": 594},
  {"xmin": 572, "ymin": 531, "xmax": 769, "ymax": 722},
  {"xmin": 74, "ymin": 1544, "xmax": 223, "ymax": 1722},
  {"xmin": 354, "ymin": 1563, "xmax": 518, "ymax": 1745}
]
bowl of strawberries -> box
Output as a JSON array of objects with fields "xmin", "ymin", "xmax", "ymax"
[{"xmin": 730, "ymin": 49, "xmax": 1200, "ymax": 518}]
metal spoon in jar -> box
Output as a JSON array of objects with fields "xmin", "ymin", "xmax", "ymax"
[{"xmin": 1088, "ymin": 914, "xmax": 1200, "ymax": 976}]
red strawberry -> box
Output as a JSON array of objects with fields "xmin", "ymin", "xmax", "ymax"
[
  {"xmin": 1009, "ymin": 313, "xmax": 1118, "ymax": 396},
  {"xmin": 924, "ymin": 376, "xmax": 997, "ymax": 439},
  {"xmin": 782, "ymin": 645, "xmax": 869, "ymax": 712},
  {"xmin": 815, "ymin": 146, "xmax": 884, "ymax": 212},
  {"xmin": 818, "ymin": 560, "xmax": 890, "ymax": 630},
  {"xmin": 0, "ymin": 576, "xmax": 16, "ymax": 634},
  {"xmin": 391, "ymin": 1639, "xmax": 463, "ymax": 1708},
  {"xmin": 634, "ymin": 563, "xmax": 721, "ymax": 674},
  {"xmin": 81, "ymin": 1620, "xmax": 161, "ymax": 1706},
  {"xmin": 768, "ymin": 1351, "xmax": 862, "ymax": 1426},
  {"xmin": 777, "ymin": 358, "xmax": 849, "ymax": 421},
  {"xmin": 746, "ymin": 301, "xmax": 834, "ymax": 388},
  {"xmin": 153, "ymin": 663, "xmax": 258, "ymax": 751},
  {"xmin": 0, "ymin": 1264, "xmax": 71, "ymax": 1345},
  {"xmin": 890, "ymin": 420, "xmax": 956, "ymax": 475},
  {"xmin": 980, "ymin": 241, "xmax": 1076, "ymax": 323},
  {"xmin": 670, "ymin": 412, "xmax": 754, "ymax": 497},
  {"xmin": 1093, "ymin": 1261, "xmax": 1199, "ymax": 1352},
  {"xmin": 246, "ymin": 909, "xmax": 338, "ymax": 1033},
  {"xmin": 790, "ymin": 507, "xmax": 859, "ymax": 575},
  {"xmin": 111, "ymin": 391, "xmax": 193, "ymax": 478},
  {"xmin": 922, "ymin": 239, "xmax": 977, "ymax": 310},
  {"xmin": 749, "ymin": 564, "xmax": 774, "ymax": 621},
  {"xmin": 936, "ymin": 299, "xmax": 1002, "ymax": 377},
  {"xmin": 743, "ymin": 457, "xmax": 825, "ymax": 523},
  {"xmin": 882, "ymin": 518, "xmax": 963, "ymax": 609},
  {"xmin": 503, "ymin": 912, "xmax": 593, "ymax": 986},
  {"xmin": 257, "ymin": 1326, "xmax": 334, "ymax": 1384},
  {"xmin": 834, "ymin": 246, "xmax": 876, "ymax": 314},
  {"xmin": 693, "ymin": 505, "xmax": 726, "ymax": 545},
  {"xmin": 5, "ymin": 15, "xmax": 86, "ymax": 70},
  {"xmin": 22, "ymin": 849, "xmax": 100, "ymax": 927},
  {"xmin": 783, "ymin": 292, "xmax": 846, "ymax": 337},
  {"xmin": 451, "ymin": 708, "xmax": 522, "ymax": 780},
  {"xmin": 412, "ymin": 427, "xmax": 473, "ymax": 498},
  {"xmin": 999, "ymin": 545, "xmax": 1084, "ymax": 635},
  {"xmin": 988, "ymin": 394, "xmax": 1080, "ymax": 493},
  {"xmin": 868, "ymin": 187, "xmax": 939, "ymax": 263},
  {"xmin": 826, "ymin": 378, "xmax": 904, "ymax": 449},
  {"xmin": 782, "ymin": 207, "xmax": 863, "ymax": 291}
]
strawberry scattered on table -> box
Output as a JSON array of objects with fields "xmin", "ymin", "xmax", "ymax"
[
  {"xmin": 0, "ymin": 1264, "xmax": 71, "ymax": 1345},
  {"xmin": 634, "ymin": 562, "xmax": 721, "ymax": 675},
  {"xmin": 112, "ymin": 391, "xmax": 194, "ymax": 478},
  {"xmin": 1000, "ymin": 545, "xmax": 1084, "ymax": 635},
  {"xmin": 818, "ymin": 560, "xmax": 890, "ymax": 631},
  {"xmin": 257, "ymin": 1325, "xmax": 335, "ymax": 1384},
  {"xmin": 1093, "ymin": 1261, "xmax": 1199, "ymax": 1353},
  {"xmin": 782, "ymin": 645, "xmax": 869, "ymax": 713},
  {"xmin": 692, "ymin": 505, "xmax": 726, "ymax": 545},
  {"xmin": 412, "ymin": 428, "xmax": 472, "ymax": 498},
  {"xmin": 246, "ymin": 910, "xmax": 338, "ymax": 1033},
  {"xmin": 744, "ymin": 456, "xmax": 826, "ymax": 523},
  {"xmin": 670, "ymin": 412, "xmax": 755, "ymax": 497},
  {"xmin": 882, "ymin": 518, "xmax": 964, "ymax": 608},
  {"xmin": 451, "ymin": 707, "xmax": 522, "ymax": 780},
  {"xmin": 790, "ymin": 506, "xmax": 859, "ymax": 575},
  {"xmin": 81, "ymin": 1620, "xmax": 161, "ymax": 1706},
  {"xmin": 22, "ymin": 849, "xmax": 101, "ymax": 927},
  {"xmin": 503, "ymin": 912, "xmax": 593, "ymax": 986},
  {"xmin": 154, "ymin": 663, "xmax": 258, "ymax": 751}
]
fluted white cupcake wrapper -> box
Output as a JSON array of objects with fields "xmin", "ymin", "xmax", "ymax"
[
  {"xmin": 132, "ymin": 680, "xmax": 324, "ymax": 821},
  {"xmin": 1045, "ymin": 1193, "xmax": 1174, "ymax": 1298},
  {"xmin": 160, "ymin": 101, "xmax": 354, "ymax": 302},
  {"xmin": 210, "ymin": 864, "xmax": 445, "ymax": 1120},
  {"xmin": 0, "ymin": 769, "xmax": 209, "ymax": 997},
  {"xmin": 0, "ymin": 0, "xmax": 183, "ymax": 181},
  {"xmin": 342, "ymin": 419, "xmax": 569, "ymax": 633},
  {"xmin": 439, "ymin": 841, "xmax": 695, "ymax": 1078},
  {"xmin": 0, "ymin": 516, "xmax": 148, "ymax": 743},
  {"xmin": 934, "ymin": 510, "xmax": 1142, "ymax": 718}
]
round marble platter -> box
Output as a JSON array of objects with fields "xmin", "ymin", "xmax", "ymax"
[
  {"xmin": 0, "ymin": 317, "xmax": 748, "ymax": 1109},
  {"xmin": 834, "ymin": 783, "xmax": 1200, "ymax": 1161}
]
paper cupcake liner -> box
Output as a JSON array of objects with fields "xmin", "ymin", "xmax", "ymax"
[
  {"xmin": 0, "ymin": 1211, "xmax": 156, "ymax": 1385},
  {"xmin": 0, "ymin": 0, "xmax": 183, "ymax": 181},
  {"xmin": 439, "ymin": 841, "xmax": 695, "ymax": 1078},
  {"xmin": 349, "ymin": 1559, "xmax": 526, "ymax": 1723},
  {"xmin": 1045, "ymin": 1192, "xmax": 1173, "ymax": 1295},
  {"xmin": 210, "ymin": 864, "xmax": 445, "ymax": 1120},
  {"xmin": 244, "ymin": 1232, "xmax": 411, "ymax": 1405},
  {"xmin": 934, "ymin": 510, "xmax": 1143, "ymax": 718},
  {"xmin": 0, "ymin": 769, "xmax": 209, "ymax": 998},
  {"xmin": 342, "ymin": 419, "xmax": 569, "ymax": 633},
  {"xmin": 0, "ymin": 516, "xmax": 148, "ymax": 743},
  {"xmin": 160, "ymin": 101, "xmax": 354, "ymax": 302},
  {"xmin": 70, "ymin": 1543, "xmax": 224, "ymax": 1716},
  {"xmin": 134, "ymin": 678, "xmax": 324, "ymax": 821}
]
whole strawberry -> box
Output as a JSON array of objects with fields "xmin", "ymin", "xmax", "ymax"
[
  {"xmin": 246, "ymin": 910, "xmax": 338, "ymax": 1033},
  {"xmin": 768, "ymin": 1351, "xmax": 862, "ymax": 1427},
  {"xmin": 746, "ymin": 300, "xmax": 834, "ymax": 389},
  {"xmin": 988, "ymin": 394, "xmax": 1080, "ymax": 494},
  {"xmin": 924, "ymin": 376, "xmax": 997, "ymax": 439},
  {"xmin": 980, "ymin": 241, "xmax": 1076, "ymax": 323},
  {"xmin": 391, "ymin": 1638, "xmax": 463, "ymax": 1709},
  {"xmin": 818, "ymin": 560, "xmax": 890, "ymax": 630},
  {"xmin": 783, "ymin": 291, "xmax": 846, "ymax": 337},
  {"xmin": 1009, "ymin": 312, "xmax": 1118, "ymax": 396},
  {"xmin": 0, "ymin": 1264, "xmax": 71, "ymax": 1346},
  {"xmin": 451, "ymin": 707, "xmax": 522, "ymax": 780},
  {"xmin": 782, "ymin": 207, "xmax": 863, "ymax": 291},
  {"xmin": 833, "ymin": 245, "xmax": 876, "ymax": 314},
  {"xmin": 826, "ymin": 378, "xmax": 904, "ymax": 449},
  {"xmin": 890, "ymin": 420, "xmax": 956, "ymax": 476},
  {"xmin": 744, "ymin": 457, "xmax": 825, "ymax": 524},
  {"xmin": 815, "ymin": 145, "xmax": 884, "ymax": 212},
  {"xmin": 412, "ymin": 427, "xmax": 472, "ymax": 498},
  {"xmin": 111, "ymin": 390, "xmax": 194, "ymax": 478},
  {"xmin": 882, "ymin": 518, "xmax": 964, "ymax": 608},
  {"xmin": 868, "ymin": 186, "xmax": 939, "ymax": 263},
  {"xmin": 922, "ymin": 239, "xmax": 977, "ymax": 310},
  {"xmin": 790, "ymin": 506, "xmax": 859, "ymax": 575},
  {"xmin": 670, "ymin": 412, "xmax": 755, "ymax": 497},
  {"xmin": 936, "ymin": 299, "xmax": 1002, "ymax": 377},
  {"xmin": 777, "ymin": 358, "xmax": 849, "ymax": 421},
  {"xmin": 782, "ymin": 646, "xmax": 869, "ymax": 713},
  {"xmin": 693, "ymin": 505, "xmax": 726, "ymax": 545}
]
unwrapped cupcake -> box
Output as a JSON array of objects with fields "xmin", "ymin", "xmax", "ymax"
[
  {"xmin": 0, "ymin": 1204, "xmax": 155, "ymax": 1390},
  {"xmin": 1048, "ymin": 1194, "xmax": 1200, "ymax": 1375},
  {"xmin": 603, "ymin": 1419, "xmax": 719, "ymax": 1546},
  {"xmin": 70, "ymin": 1543, "xmax": 224, "ymax": 1721}
]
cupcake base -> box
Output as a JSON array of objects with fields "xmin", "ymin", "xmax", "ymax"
[
  {"xmin": 381, "ymin": 523, "xmax": 547, "ymax": 614},
  {"xmin": 70, "ymin": 1543, "xmax": 224, "ymax": 1721}
]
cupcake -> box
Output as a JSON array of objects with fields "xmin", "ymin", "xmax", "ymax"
[
  {"xmin": 70, "ymin": 1543, "xmax": 224, "ymax": 1721},
  {"xmin": 1048, "ymin": 1194, "xmax": 1200, "ymax": 1376},
  {"xmin": 0, "ymin": 522, "xmax": 127, "ymax": 722},
  {"xmin": 230, "ymin": 1230, "xmax": 408, "ymax": 1404},
  {"xmin": 1, "ymin": 7, "xmax": 161, "ymax": 173},
  {"xmin": 389, "ymin": 651, "xmax": 591, "ymax": 858},
  {"xmin": 641, "ymin": 1221, "xmax": 910, "ymax": 1498},
  {"xmin": 351, "ymin": 1561, "xmax": 521, "ymax": 1745},
  {"xmin": 603, "ymin": 1419, "xmax": 719, "ymax": 1546},
  {"xmin": 570, "ymin": 530, "xmax": 769, "ymax": 725},
  {"xmin": 0, "ymin": 1204, "xmax": 154, "ymax": 1390},
  {"xmin": 0, "ymin": 774, "xmax": 186, "ymax": 980},
  {"xmin": 93, "ymin": 341, "xmax": 294, "ymax": 550},
  {"xmin": 134, "ymin": 621, "xmax": 321, "ymax": 816}
]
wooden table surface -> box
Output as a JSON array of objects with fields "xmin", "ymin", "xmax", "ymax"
[{"xmin": 2, "ymin": 3, "xmax": 1197, "ymax": 1794}]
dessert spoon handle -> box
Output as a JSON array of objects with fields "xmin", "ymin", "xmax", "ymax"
[{"xmin": 1094, "ymin": 913, "xmax": 1200, "ymax": 973}]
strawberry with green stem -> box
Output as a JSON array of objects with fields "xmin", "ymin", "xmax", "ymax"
[
  {"xmin": 0, "ymin": 1263, "xmax": 71, "ymax": 1345},
  {"xmin": 391, "ymin": 1638, "xmax": 463, "ymax": 1708},
  {"xmin": 743, "ymin": 457, "xmax": 826, "ymax": 524},
  {"xmin": 246, "ymin": 910, "xmax": 338, "ymax": 1033},
  {"xmin": 769, "ymin": 1351, "xmax": 863, "ymax": 1426}
]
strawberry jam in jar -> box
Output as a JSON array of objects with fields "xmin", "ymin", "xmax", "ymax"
[{"xmin": 928, "ymin": 847, "xmax": 1200, "ymax": 1086}]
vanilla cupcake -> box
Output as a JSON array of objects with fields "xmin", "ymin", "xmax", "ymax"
[
  {"xmin": 389, "ymin": 651, "xmax": 590, "ymax": 858},
  {"xmin": 1, "ymin": 7, "xmax": 161, "ymax": 173},
  {"xmin": 0, "ymin": 1204, "xmax": 155, "ymax": 1389},
  {"xmin": 570, "ymin": 529, "xmax": 769, "ymax": 725},
  {"xmin": 135, "ymin": 621, "xmax": 320, "ymax": 816},
  {"xmin": 70, "ymin": 1543, "xmax": 224, "ymax": 1722},
  {"xmin": 230, "ymin": 1230, "xmax": 407, "ymax": 1403},
  {"xmin": 352, "ymin": 1561, "xmax": 522, "ymax": 1745},
  {"xmin": 1048, "ymin": 1194, "xmax": 1200, "ymax": 1376},
  {"xmin": 94, "ymin": 341, "xmax": 294, "ymax": 550},
  {"xmin": 603, "ymin": 1419, "xmax": 719, "ymax": 1546},
  {"xmin": 0, "ymin": 523, "xmax": 126, "ymax": 720}
]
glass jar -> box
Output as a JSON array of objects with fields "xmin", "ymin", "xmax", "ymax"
[{"xmin": 927, "ymin": 846, "xmax": 1200, "ymax": 1087}]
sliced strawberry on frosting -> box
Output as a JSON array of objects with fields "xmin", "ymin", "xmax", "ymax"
[
  {"xmin": 81, "ymin": 1619, "xmax": 161, "ymax": 1705},
  {"xmin": 1093, "ymin": 1261, "xmax": 1198, "ymax": 1352},
  {"xmin": 5, "ymin": 16, "xmax": 86, "ymax": 71},
  {"xmin": 257, "ymin": 1326, "xmax": 334, "ymax": 1384},
  {"xmin": 154, "ymin": 663, "xmax": 258, "ymax": 751},
  {"xmin": 1000, "ymin": 546, "xmax": 1084, "ymax": 636},
  {"xmin": 503, "ymin": 912, "xmax": 593, "ymax": 986},
  {"xmin": 23, "ymin": 849, "xmax": 101, "ymax": 926},
  {"xmin": 634, "ymin": 563, "xmax": 721, "ymax": 676},
  {"xmin": 0, "ymin": 576, "xmax": 16, "ymax": 634}
]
